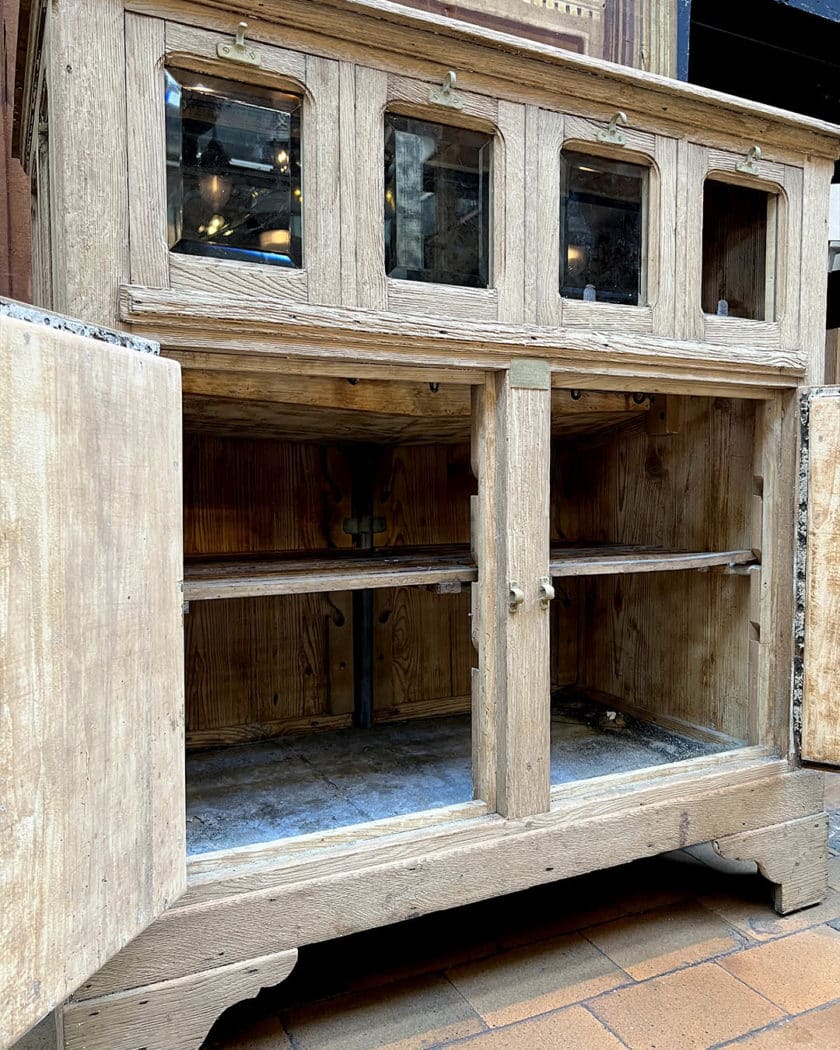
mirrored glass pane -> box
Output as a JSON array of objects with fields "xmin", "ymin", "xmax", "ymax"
[
  {"xmin": 384, "ymin": 114, "xmax": 491, "ymax": 288},
  {"xmin": 165, "ymin": 69, "xmax": 302, "ymax": 268},
  {"xmin": 559, "ymin": 151, "xmax": 647, "ymax": 305}
]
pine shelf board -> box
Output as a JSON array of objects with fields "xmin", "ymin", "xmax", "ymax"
[{"xmin": 182, "ymin": 545, "xmax": 757, "ymax": 601}]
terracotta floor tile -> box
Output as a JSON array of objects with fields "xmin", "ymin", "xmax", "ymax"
[
  {"xmin": 718, "ymin": 999, "xmax": 840, "ymax": 1048},
  {"xmin": 445, "ymin": 932, "xmax": 628, "ymax": 1027},
  {"xmin": 451, "ymin": 1005, "xmax": 625, "ymax": 1050},
  {"xmin": 589, "ymin": 962, "xmax": 783, "ymax": 1050},
  {"xmin": 584, "ymin": 901, "xmax": 742, "ymax": 980},
  {"xmin": 206, "ymin": 1013, "xmax": 292, "ymax": 1049},
  {"xmin": 719, "ymin": 926, "xmax": 840, "ymax": 1013},
  {"xmin": 699, "ymin": 887, "xmax": 840, "ymax": 942},
  {"xmin": 280, "ymin": 975, "xmax": 484, "ymax": 1050}
]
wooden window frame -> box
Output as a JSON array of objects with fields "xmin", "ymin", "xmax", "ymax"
[
  {"xmin": 679, "ymin": 143, "xmax": 803, "ymax": 350},
  {"xmin": 526, "ymin": 110, "xmax": 677, "ymax": 335},
  {"xmin": 352, "ymin": 69, "xmax": 526, "ymax": 322},
  {"xmin": 124, "ymin": 15, "xmax": 341, "ymax": 306}
]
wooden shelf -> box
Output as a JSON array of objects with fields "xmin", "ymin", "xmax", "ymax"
[
  {"xmin": 183, "ymin": 547, "xmax": 477, "ymax": 601},
  {"xmin": 183, "ymin": 545, "xmax": 757, "ymax": 601},
  {"xmin": 548, "ymin": 545, "xmax": 757, "ymax": 578}
]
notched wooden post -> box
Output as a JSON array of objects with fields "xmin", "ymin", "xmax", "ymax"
[{"xmin": 492, "ymin": 358, "xmax": 552, "ymax": 819}]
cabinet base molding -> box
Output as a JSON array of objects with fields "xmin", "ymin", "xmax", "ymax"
[
  {"xmin": 60, "ymin": 949, "xmax": 298, "ymax": 1050},
  {"xmin": 713, "ymin": 812, "xmax": 830, "ymax": 915}
]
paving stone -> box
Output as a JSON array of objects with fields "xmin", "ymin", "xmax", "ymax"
[
  {"xmin": 280, "ymin": 975, "xmax": 485, "ymax": 1050},
  {"xmin": 450, "ymin": 1005, "xmax": 625, "ymax": 1049},
  {"xmin": 589, "ymin": 962, "xmax": 783, "ymax": 1050},
  {"xmin": 719, "ymin": 927, "xmax": 840, "ymax": 1014},
  {"xmin": 445, "ymin": 932, "xmax": 628, "ymax": 1027},
  {"xmin": 584, "ymin": 901, "xmax": 742, "ymax": 980},
  {"xmin": 717, "ymin": 999, "xmax": 840, "ymax": 1048},
  {"xmin": 699, "ymin": 887, "xmax": 840, "ymax": 942}
]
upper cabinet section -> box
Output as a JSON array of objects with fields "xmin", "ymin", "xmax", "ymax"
[
  {"xmin": 125, "ymin": 19, "xmax": 341, "ymax": 305},
  {"xmin": 15, "ymin": 0, "xmax": 840, "ymax": 361}
]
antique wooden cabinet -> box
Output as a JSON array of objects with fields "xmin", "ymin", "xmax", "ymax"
[{"xmin": 5, "ymin": 0, "xmax": 840, "ymax": 1047}]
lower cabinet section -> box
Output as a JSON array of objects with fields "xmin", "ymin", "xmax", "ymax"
[{"xmin": 59, "ymin": 768, "xmax": 828, "ymax": 1050}]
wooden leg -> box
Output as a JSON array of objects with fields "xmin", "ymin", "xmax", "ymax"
[
  {"xmin": 59, "ymin": 949, "xmax": 298, "ymax": 1050},
  {"xmin": 713, "ymin": 813, "xmax": 829, "ymax": 915}
]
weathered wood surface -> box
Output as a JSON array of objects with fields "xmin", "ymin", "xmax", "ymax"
[
  {"xmin": 801, "ymin": 389, "xmax": 840, "ymax": 766},
  {"xmin": 714, "ymin": 813, "xmax": 829, "ymax": 915},
  {"xmin": 182, "ymin": 544, "xmax": 757, "ymax": 601},
  {"xmin": 62, "ymin": 949, "xmax": 298, "ymax": 1050},
  {"xmin": 0, "ymin": 315, "xmax": 185, "ymax": 1046},
  {"xmin": 74, "ymin": 766, "xmax": 823, "ymax": 999}
]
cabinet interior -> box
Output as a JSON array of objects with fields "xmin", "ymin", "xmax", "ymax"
[{"xmin": 181, "ymin": 384, "xmax": 757, "ymax": 858}]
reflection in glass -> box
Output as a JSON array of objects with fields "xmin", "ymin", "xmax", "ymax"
[
  {"xmin": 165, "ymin": 69, "xmax": 302, "ymax": 267},
  {"xmin": 559, "ymin": 151, "xmax": 648, "ymax": 305},
  {"xmin": 384, "ymin": 114, "xmax": 491, "ymax": 288}
]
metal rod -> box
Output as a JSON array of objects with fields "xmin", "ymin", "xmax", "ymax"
[{"xmin": 350, "ymin": 444, "xmax": 378, "ymax": 730}]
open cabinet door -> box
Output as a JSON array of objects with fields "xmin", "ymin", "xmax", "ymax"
[
  {"xmin": 0, "ymin": 313, "xmax": 185, "ymax": 1046},
  {"xmin": 800, "ymin": 386, "xmax": 840, "ymax": 767}
]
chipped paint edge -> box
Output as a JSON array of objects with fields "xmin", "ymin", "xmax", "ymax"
[{"xmin": 0, "ymin": 296, "xmax": 160, "ymax": 354}]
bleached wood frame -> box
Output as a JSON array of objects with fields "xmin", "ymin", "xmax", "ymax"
[
  {"xmin": 677, "ymin": 143, "xmax": 803, "ymax": 351},
  {"xmin": 351, "ymin": 67, "xmax": 526, "ymax": 322},
  {"xmin": 124, "ymin": 14, "xmax": 342, "ymax": 305},
  {"xmin": 526, "ymin": 110, "xmax": 677, "ymax": 336}
]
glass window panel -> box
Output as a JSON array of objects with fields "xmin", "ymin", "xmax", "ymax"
[
  {"xmin": 702, "ymin": 180, "xmax": 774, "ymax": 321},
  {"xmin": 384, "ymin": 114, "xmax": 491, "ymax": 288},
  {"xmin": 165, "ymin": 69, "xmax": 302, "ymax": 268},
  {"xmin": 559, "ymin": 151, "xmax": 648, "ymax": 305}
]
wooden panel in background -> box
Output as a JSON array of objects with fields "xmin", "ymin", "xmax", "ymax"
[
  {"xmin": 579, "ymin": 571, "xmax": 752, "ymax": 742},
  {"xmin": 183, "ymin": 435, "xmax": 352, "ymax": 555},
  {"xmin": 184, "ymin": 592, "xmax": 353, "ymax": 746},
  {"xmin": 376, "ymin": 443, "xmax": 475, "ymax": 547},
  {"xmin": 373, "ymin": 587, "xmax": 472, "ymax": 716},
  {"xmin": 555, "ymin": 395, "xmax": 756, "ymax": 737}
]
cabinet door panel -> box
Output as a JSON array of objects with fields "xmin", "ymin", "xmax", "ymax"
[
  {"xmin": 801, "ymin": 386, "xmax": 840, "ymax": 767},
  {"xmin": 0, "ymin": 314, "xmax": 185, "ymax": 1045}
]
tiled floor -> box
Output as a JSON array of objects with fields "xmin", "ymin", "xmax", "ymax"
[{"xmin": 199, "ymin": 775, "xmax": 840, "ymax": 1050}]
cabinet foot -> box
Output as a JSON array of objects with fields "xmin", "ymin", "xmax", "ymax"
[
  {"xmin": 60, "ymin": 948, "xmax": 298, "ymax": 1050},
  {"xmin": 713, "ymin": 813, "xmax": 830, "ymax": 915}
]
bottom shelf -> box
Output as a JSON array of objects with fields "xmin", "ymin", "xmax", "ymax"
[{"xmin": 185, "ymin": 693, "xmax": 744, "ymax": 856}]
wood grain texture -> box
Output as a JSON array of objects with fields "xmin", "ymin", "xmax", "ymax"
[
  {"xmin": 354, "ymin": 64, "xmax": 388, "ymax": 310},
  {"xmin": 339, "ymin": 60, "xmax": 358, "ymax": 307},
  {"xmin": 802, "ymin": 389, "xmax": 840, "ymax": 765},
  {"xmin": 800, "ymin": 159, "xmax": 835, "ymax": 384},
  {"xmin": 125, "ymin": 12, "xmax": 168, "ymax": 288},
  {"xmin": 76, "ymin": 765, "xmax": 823, "ymax": 999},
  {"xmin": 714, "ymin": 813, "xmax": 829, "ymax": 915},
  {"xmin": 183, "ymin": 435, "xmax": 352, "ymax": 556},
  {"xmin": 46, "ymin": 0, "xmax": 129, "ymax": 326},
  {"xmin": 496, "ymin": 99, "xmax": 525, "ymax": 323},
  {"xmin": 373, "ymin": 588, "xmax": 472, "ymax": 713},
  {"xmin": 120, "ymin": 286, "xmax": 808, "ymax": 390},
  {"xmin": 118, "ymin": 0, "xmax": 840, "ymax": 160},
  {"xmin": 169, "ymin": 255, "xmax": 309, "ymax": 303},
  {"xmin": 557, "ymin": 397, "xmax": 756, "ymax": 738},
  {"xmin": 0, "ymin": 315, "xmax": 185, "ymax": 1046},
  {"xmin": 494, "ymin": 364, "xmax": 551, "ymax": 818},
  {"xmin": 184, "ymin": 593, "xmax": 352, "ymax": 744},
  {"xmin": 62, "ymin": 949, "xmax": 297, "ymax": 1050},
  {"xmin": 304, "ymin": 53, "xmax": 342, "ymax": 305}
]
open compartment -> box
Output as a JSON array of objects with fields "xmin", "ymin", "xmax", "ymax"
[
  {"xmin": 179, "ymin": 380, "xmax": 478, "ymax": 855},
  {"xmin": 548, "ymin": 391, "xmax": 757, "ymax": 787}
]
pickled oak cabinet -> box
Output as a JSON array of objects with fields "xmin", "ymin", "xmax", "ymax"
[{"xmin": 6, "ymin": 0, "xmax": 840, "ymax": 1047}]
